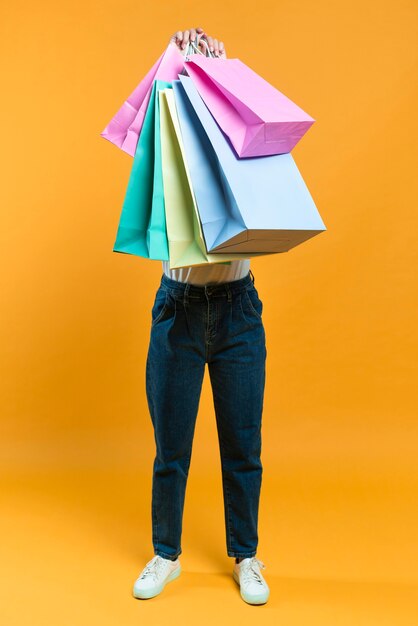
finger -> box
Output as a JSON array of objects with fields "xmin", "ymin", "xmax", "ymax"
[
  {"xmin": 197, "ymin": 34, "xmax": 207, "ymax": 53},
  {"xmin": 195, "ymin": 26, "xmax": 205, "ymax": 42},
  {"xmin": 190, "ymin": 27, "xmax": 197, "ymax": 43},
  {"xmin": 205, "ymin": 35, "xmax": 214, "ymax": 53},
  {"xmin": 219, "ymin": 41, "xmax": 225, "ymax": 57},
  {"xmin": 182, "ymin": 29, "xmax": 190, "ymax": 49},
  {"xmin": 213, "ymin": 38, "xmax": 220, "ymax": 57},
  {"xmin": 172, "ymin": 31, "xmax": 183, "ymax": 48}
]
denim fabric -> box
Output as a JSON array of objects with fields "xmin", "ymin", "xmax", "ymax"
[{"xmin": 145, "ymin": 270, "xmax": 267, "ymax": 561}]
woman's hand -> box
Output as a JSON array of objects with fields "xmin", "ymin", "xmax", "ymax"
[{"xmin": 169, "ymin": 27, "xmax": 226, "ymax": 58}]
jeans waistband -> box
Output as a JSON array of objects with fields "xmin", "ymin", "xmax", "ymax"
[{"xmin": 160, "ymin": 270, "xmax": 255, "ymax": 302}]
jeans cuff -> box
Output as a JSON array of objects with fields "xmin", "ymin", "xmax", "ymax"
[
  {"xmin": 228, "ymin": 551, "xmax": 257, "ymax": 559},
  {"xmin": 154, "ymin": 549, "xmax": 181, "ymax": 561}
]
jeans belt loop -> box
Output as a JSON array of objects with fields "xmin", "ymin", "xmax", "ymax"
[
  {"xmin": 226, "ymin": 284, "xmax": 232, "ymax": 303},
  {"xmin": 183, "ymin": 283, "xmax": 190, "ymax": 308},
  {"xmin": 249, "ymin": 269, "xmax": 255, "ymax": 285}
]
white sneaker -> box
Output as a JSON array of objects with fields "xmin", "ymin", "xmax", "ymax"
[
  {"xmin": 233, "ymin": 557, "xmax": 270, "ymax": 605},
  {"xmin": 132, "ymin": 555, "xmax": 181, "ymax": 599}
]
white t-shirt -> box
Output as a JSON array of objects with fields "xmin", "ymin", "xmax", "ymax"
[{"xmin": 162, "ymin": 258, "xmax": 250, "ymax": 286}]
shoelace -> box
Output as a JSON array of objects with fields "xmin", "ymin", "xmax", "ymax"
[
  {"xmin": 239, "ymin": 557, "xmax": 266, "ymax": 586},
  {"xmin": 139, "ymin": 556, "xmax": 168, "ymax": 582}
]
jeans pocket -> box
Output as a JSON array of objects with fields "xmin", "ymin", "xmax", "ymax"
[
  {"xmin": 243, "ymin": 287, "xmax": 263, "ymax": 321},
  {"xmin": 151, "ymin": 289, "xmax": 169, "ymax": 327}
]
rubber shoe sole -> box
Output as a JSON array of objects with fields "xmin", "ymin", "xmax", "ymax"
[
  {"xmin": 232, "ymin": 569, "xmax": 270, "ymax": 605},
  {"xmin": 133, "ymin": 563, "xmax": 182, "ymax": 599}
]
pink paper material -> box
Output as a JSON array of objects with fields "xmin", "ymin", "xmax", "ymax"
[
  {"xmin": 100, "ymin": 42, "xmax": 186, "ymax": 156},
  {"xmin": 184, "ymin": 56, "xmax": 315, "ymax": 157}
]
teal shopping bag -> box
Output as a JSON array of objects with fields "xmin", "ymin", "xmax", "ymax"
[{"xmin": 113, "ymin": 80, "xmax": 172, "ymax": 260}]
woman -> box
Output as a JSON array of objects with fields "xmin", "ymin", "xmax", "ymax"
[{"xmin": 133, "ymin": 27, "xmax": 270, "ymax": 606}]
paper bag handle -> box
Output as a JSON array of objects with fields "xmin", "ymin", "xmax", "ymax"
[
  {"xmin": 194, "ymin": 37, "xmax": 214, "ymax": 58},
  {"xmin": 182, "ymin": 37, "xmax": 214, "ymax": 59}
]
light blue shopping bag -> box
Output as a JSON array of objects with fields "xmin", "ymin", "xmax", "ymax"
[{"xmin": 172, "ymin": 76, "xmax": 326, "ymax": 254}]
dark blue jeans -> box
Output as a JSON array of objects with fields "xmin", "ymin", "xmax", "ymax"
[{"xmin": 145, "ymin": 270, "xmax": 267, "ymax": 561}]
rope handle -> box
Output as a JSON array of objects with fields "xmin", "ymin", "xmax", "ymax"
[
  {"xmin": 180, "ymin": 36, "xmax": 214, "ymax": 60},
  {"xmin": 193, "ymin": 37, "xmax": 214, "ymax": 57}
]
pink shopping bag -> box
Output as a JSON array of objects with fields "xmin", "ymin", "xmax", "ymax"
[
  {"xmin": 184, "ymin": 55, "xmax": 315, "ymax": 158},
  {"xmin": 100, "ymin": 42, "xmax": 185, "ymax": 156}
]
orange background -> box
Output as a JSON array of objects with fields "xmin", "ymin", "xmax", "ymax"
[{"xmin": 1, "ymin": 0, "xmax": 417, "ymax": 623}]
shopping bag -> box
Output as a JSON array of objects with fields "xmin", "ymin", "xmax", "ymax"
[
  {"xmin": 113, "ymin": 80, "xmax": 172, "ymax": 260},
  {"xmin": 100, "ymin": 43, "xmax": 185, "ymax": 156},
  {"xmin": 159, "ymin": 88, "xmax": 268, "ymax": 269},
  {"xmin": 173, "ymin": 76, "xmax": 326, "ymax": 253},
  {"xmin": 184, "ymin": 55, "xmax": 315, "ymax": 157}
]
